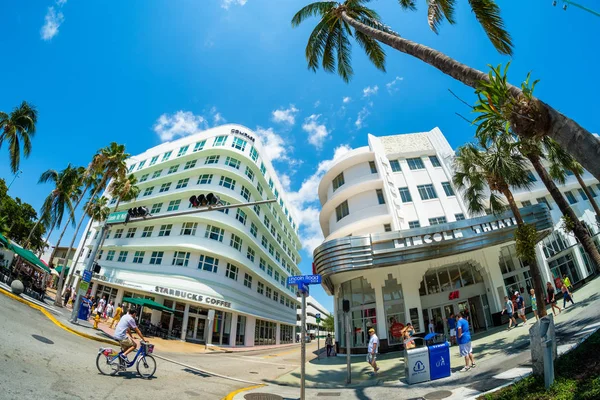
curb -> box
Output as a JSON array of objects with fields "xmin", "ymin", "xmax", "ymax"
[
  {"xmin": 221, "ymin": 384, "xmax": 266, "ymax": 400},
  {"xmin": 0, "ymin": 286, "xmax": 118, "ymax": 346}
]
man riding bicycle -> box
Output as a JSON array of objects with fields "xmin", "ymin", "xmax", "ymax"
[{"xmin": 113, "ymin": 308, "xmax": 148, "ymax": 362}]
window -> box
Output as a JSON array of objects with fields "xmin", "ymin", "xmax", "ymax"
[
  {"xmin": 267, "ymin": 265, "xmax": 273, "ymax": 276},
  {"xmin": 226, "ymin": 263, "xmax": 239, "ymax": 280},
  {"xmin": 260, "ymin": 162, "xmax": 267, "ymax": 175},
  {"xmin": 180, "ymin": 222, "xmax": 198, "ymax": 236},
  {"xmin": 521, "ymin": 200, "xmax": 532, "ymax": 207},
  {"xmin": 198, "ymin": 255, "xmax": 218, "ymax": 272},
  {"xmin": 230, "ymin": 234, "xmax": 243, "ymax": 251},
  {"xmin": 274, "ymin": 271, "xmax": 280, "ymax": 281},
  {"xmin": 172, "ymin": 251, "xmax": 190, "ymax": 267},
  {"xmin": 150, "ymin": 203, "xmax": 162, "ymax": 214},
  {"xmin": 266, "ymin": 287, "xmax": 272, "ymax": 299},
  {"xmin": 158, "ymin": 224, "xmax": 172, "ymax": 237},
  {"xmin": 162, "ymin": 151, "xmax": 172, "ymax": 161},
  {"xmin": 376, "ymin": 189, "xmax": 386, "ymax": 204},
  {"xmin": 193, "ymin": 140, "xmax": 206, "ymax": 152},
  {"xmin": 527, "ymin": 171, "xmax": 537, "ymax": 182},
  {"xmin": 409, "ymin": 220, "xmax": 420, "ymax": 229},
  {"xmin": 336, "ymin": 201, "xmax": 349, "ymax": 221},
  {"xmin": 261, "ymin": 235, "xmax": 268, "ymax": 248},
  {"xmin": 269, "ymin": 178, "xmax": 274, "ymax": 190},
  {"xmin": 441, "ymin": 182, "xmax": 455, "ymax": 196},
  {"xmin": 177, "ymin": 145, "xmax": 189, "ymax": 157},
  {"xmin": 139, "ymin": 174, "xmax": 149, "ymax": 183},
  {"xmin": 149, "ymin": 251, "xmax": 163, "ymax": 265},
  {"xmin": 429, "ymin": 156, "xmax": 441, "ymax": 167},
  {"xmin": 205, "ymin": 225, "xmax": 224, "ymax": 242},
  {"xmin": 110, "ymin": 198, "xmax": 117, "ymax": 205},
  {"xmin": 143, "ymin": 187, "xmax": 154, "ymax": 196},
  {"xmin": 149, "ymin": 156, "xmax": 159, "ymax": 166},
  {"xmin": 273, "ymin": 291, "xmax": 279, "ymax": 302},
  {"xmin": 128, "ymin": 164, "xmax": 135, "ymax": 173},
  {"xmin": 264, "ymin": 216, "xmax": 270, "ymax": 228},
  {"xmin": 213, "ymin": 135, "xmax": 227, "ymax": 146},
  {"xmin": 407, "ymin": 157, "xmax": 425, "ymax": 170},
  {"xmin": 332, "ymin": 173, "xmax": 345, "ymax": 191},
  {"xmin": 106, "ymin": 250, "xmax": 115, "ymax": 261},
  {"xmin": 588, "ymin": 185, "xmax": 598, "ymax": 198},
  {"xmin": 117, "ymin": 251, "xmax": 128, "ymax": 262},
  {"xmin": 247, "ymin": 247, "xmax": 255, "ymax": 262},
  {"xmin": 244, "ymin": 166, "xmax": 255, "ymax": 182},
  {"xmin": 369, "ymin": 161, "xmax": 377, "ymax": 174},
  {"xmin": 429, "ymin": 216, "xmax": 447, "ymax": 225},
  {"xmin": 255, "ymin": 184, "xmax": 263, "ymax": 199},
  {"xmin": 114, "ymin": 229, "xmax": 123, "ymax": 239},
  {"xmin": 126, "ymin": 228, "xmax": 136, "ymax": 238},
  {"xmin": 141, "ymin": 226, "xmax": 153, "ymax": 238},
  {"xmin": 384, "ymin": 224, "xmax": 392, "ymax": 232},
  {"xmin": 235, "ymin": 209, "xmax": 247, "ymax": 225},
  {"xmin": 238, "ymin": 272, "xmax": 253, "ymax": 290},
  {"xmin": 232, "ymin": 137, "xmax": 247, "ymax": 151},
  {"xmin": 257, "ymin": 282, "xmax": 264, "ymax": 295},
  {"xmin": 565, "ymin": 190, "xmax": 578, "ymax": 204},
  {"xmin": 399, "ymin": 187, "xmax": 412, "ymax": 203},
  {"xmin": 151, "ymin": 170, "xmax": 162, "ymax": 179},
  {"xmin": 260, "ymin": 258, "xmax": 267, "ymax": 271},
  {"xmin": 205, "ymin": 155, "xmax": 220, "ymax": 165},
  {"xmin": 133, "ymin": 251, "xmax": 145, "ymax": 264},
  {"xmin": 417, "ymin": 184, "xmax": 438, "ymax": 200},
  {"xmin": 455, "ymin": 213, "xmax": 465, "ymax": 221},
  {"xmin": 184, "ymin": 160, "xmax": 197, "ymax": 170},
  {"xmin": 578, "ymin": 188, "xmax": 589, "ymax": 201},
  {"xmin": 219, "ymin": 176, "xmax": 236, "ymax": 190},
  {"xmin": 536, "ymin": 197, "xmax": 552, "ymax": 210},
  {"xmin": 167, "ymin": 165, "xmax": 179, "ymax": 174},
  {"xmin": 197, "ymin": 174, "xmax": 213, "ymax": 184},
  {"xmin": 250, "ymin": 222, "xmax": 258, "ymax": 237},
  {"xmin": 175, "ymin": 178, "xmax": 189, "ymax": 189},
  {"xmin": 159, "ymin": 183, "xmax": 171, "ymax": 193},
  {"xmin": 167, "ymin": 200, "xmax": 181, "ymax": 211},
  {"xmin": 268, "ymin": 243, "xmax": 274, "ymax": 256},
  {"xmin": 240, "ymin": 186, "xmax": 251, "ymax": 201},
  {"xmin": 250, "ymin": 146, "xmax": 259, "ymax": 162},
  {"xmin": 225, "ymin": 156, "xmax": 241, "ymax": 169},
  {"xmin": 390, "ymin": 160, "xmax": 401, "ymax": 172}
]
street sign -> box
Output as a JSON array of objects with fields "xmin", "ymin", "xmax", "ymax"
[
  {"xmin": 316, "ymin": 313, "xmax": 321, "ymax": 323},
  {"xmin": 106, "ymin": 211, "xmax": 128, "ymax": 225},
  {"xmin": 82, "ymin": 270, "xmax": 92, "ymax": 283},
  {"xmin": 288, "ymin": 274, "xmax": 322, "ymax": 285},
  {"xmin": 297, "ymin": 282, "xmax": 310, "ymax": 295},
  {"xmin": 77, "ymin": 281, "xmax": 89, "ymax": 297}
]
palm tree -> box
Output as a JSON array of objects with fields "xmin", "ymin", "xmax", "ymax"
[
  {"xmin": 0, "ymin": 101, "xmax": 38, "ymax": 173},
  {"xmin": 108, "ymin": 173, "xmax": 140, "ymax": 213},
  {"xmin": 0, "ymin": 215, "xmax": 9, "ymax": 237},
  {"xmin": 292, "ymin": 1, "xmax": 600, "ymax": 181},
  {"xmin": 453, "ymin": 139, "xmax": 548, "ymax": 316}
]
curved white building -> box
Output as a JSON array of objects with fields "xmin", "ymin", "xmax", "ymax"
[
  {"xmin": 315, "ymin": 128, "xmax": 599, "ymax": 354},
  {"xmin": 74, "ymin": 124, "xmax": 302, "ymax": 348}
]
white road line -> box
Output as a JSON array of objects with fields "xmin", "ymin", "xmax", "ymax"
[{"xmin": 225, "ymin": 356, "xmax": 298, "ymax": 367}]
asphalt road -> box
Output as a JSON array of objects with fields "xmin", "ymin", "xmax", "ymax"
[{"xmin": 0, "ymin": 294, "xmax": 246, "ymax": 400}]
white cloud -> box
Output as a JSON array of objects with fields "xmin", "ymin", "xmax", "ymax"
[
  {"xmin": 280, "ymin": 174, "xmax": 291, "ymax": 191},
  {"xmin": 40, "ymin": 7, "xmax": 64, "ymax": 41},
  {"xmin": 343, "ymin": 96, "xmax": 352, "ymax": 104},
  {"xmin": 302, "ymin": 114, "xmax": 330, "ymax": 149},
  {"xmin": 153, "ymin": 111, "xmax": 208, "ymax": 142},
  {"xmin": 56, "ymin": 0, "xmax": 67, "ymax": 5},
  {"xmin": 362, "ymin": 85, "xmax": 379, "ymax": 98},
  {"xmin": 254, "ymin": 126, "xmax": 294, "ymax": 164},
  {"xmin": 272, "ymin": 105, "xmax": 299, "ymax": 125},
  {"xmin": 314, "ymin": 100, "xmax": 321, "ymax": 108},
  {"xmin": 221, "ymin": 0, "xmax": 248, "ymax": 9},
  {"xmin": 355, "ymin": 107, "xmax": 370, "ymax": 129},
  {"xmin": 210, "ymin": 107, "xmax": 226, "ymax": 125},
  {"xmin": 386, "ymin": 76, "xmax": 404, "ymax": 94}
]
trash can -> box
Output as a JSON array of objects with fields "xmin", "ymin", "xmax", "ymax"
[
  {"xmin": 428, "ymin": 341, "xmax": 451, "ymax": 380},
  {"xmin": 404, "ymin": 337, "xmax": 430, "ymax": 384}
]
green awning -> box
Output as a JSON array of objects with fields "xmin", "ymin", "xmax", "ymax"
[
  {"xmin": 54, "ymin": 265, "xmax": 70, "ymax": 276},
  {"xmin": 8, "ymin": 243, "xmax": 50, "ymax": 273},
  {"xmin": 0, "ymin": 232, "xmax": 8, "ymax": 247},
  {"xmin": 122, "ymin": 297, "xmax": 173, "ymax": 313}
]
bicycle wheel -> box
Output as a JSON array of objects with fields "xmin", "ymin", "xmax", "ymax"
[
  {"xmin": 96, "ymin": 353, "xmax": 119, "ymax": 376},
  {"xmin": 136, "ymin": 355, "xmax": 157, "ymax": 379}
]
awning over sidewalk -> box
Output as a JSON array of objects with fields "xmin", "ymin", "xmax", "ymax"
[
  {"xmin": 7, "ymin": 243, "xmax": 50, "ymax": 274},
  {"xmin": 53, "ymin": 265, "xmax": 70, "ymax": 276},
  {"xmin": 122, "ymin": 297, "xmax": 173, "ymax": 313},
  {"xmin": 0, "ymin": 232, "xmax": 8, "ymax": 247}
]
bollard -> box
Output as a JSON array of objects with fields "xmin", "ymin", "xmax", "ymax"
[{"xmin": 539, "ymin": 316, "xmax": 555, "ymax": 388}]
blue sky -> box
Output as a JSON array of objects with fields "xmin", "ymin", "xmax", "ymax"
[{"xmin": 1, "ymin": 0, "xmax": 599, "ymax": 312}]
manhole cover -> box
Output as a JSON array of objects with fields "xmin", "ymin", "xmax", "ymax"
[
  {"xmin": 31, "ymin": 335, "xmax": 54, "ymax": 345},
  {"xmin": 424, "ymin": 390, "xmax": 453, "ymax": 400},
  {"xmin": 244, "ymin": 394, "xmax": 283, "ymax": 400},
  {"xmin": 249, "ymin": 371, "xmax": 259, "ymax": 374},
  {"xmin": 317, "ymin": 393, "xmax": 341, "ymax": 397}
]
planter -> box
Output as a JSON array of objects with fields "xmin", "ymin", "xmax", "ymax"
[{"xmin": 10, "ymin": 279, "xmax": 24, "ymax": 295}]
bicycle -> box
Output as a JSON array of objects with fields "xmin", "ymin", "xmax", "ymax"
[{"xmin": 96, "ymin": 340, "xmax": 157, "ymax": 379}]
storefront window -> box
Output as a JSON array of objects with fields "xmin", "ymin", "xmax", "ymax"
[
  {"xmin": 212, "ymin": 310, "xmax": 231, "ymax": 345},
  {"xmin": 337, "ymin": 278, "xmax": 377, "ymax": 347},
  {"xmin": 382, "ymin": 275, "xmax": 405, "ymax": 345},
  {"xmin": 549, "ymin": 253, "xmax": 581, "ymax": 284},
  {"xmin": 541, "ymin": 231, "xmax": 570, "ymax": 259},
  {"xmin": 95, "ymin": 284, "xmax": 119, "ymax": 304},
  {"xmin": 254, "ymin": 319, "xmax": 277, "ymax": 345},
  {"xmin": 420, "ymin": 263, "xmax": 483, "ymax": 296},
  {"xmin": 280, "ymin": 324, "xmax": 294, "ymax": 344},
  {"xmin": 236, "ymin": 316, "xmax": 246, "ymax": 345}
]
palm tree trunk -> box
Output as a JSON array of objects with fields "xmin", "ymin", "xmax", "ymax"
[
  {"xmin": 24, "ymin": 216, "xmax": 45, "ymax": 249},
  {"xmin": 35, "ymin": 220, "xmax": 57, "ymax": 257},
  {"xmin": 64, "ymin": 218, "xmax": 94, "ymax": 292},
  {"xmin": 573, "ymin": 171, "xmax": 600, "ymax": 224},
  {"xmin": 339, "ymin": 12, "xmax": 600, "ymax": 181},
  {"xmin": 54, "ymin": 211, "xmax": 90, "ymax": 303},
  {"xmin": 501, "ymin": 188, "xmax": 547, "ymax": 317},
  {"xmin": 529, "ymin": 155, "xmax": 600, "ymax": 273}
]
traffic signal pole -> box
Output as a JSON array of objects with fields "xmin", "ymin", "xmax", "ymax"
[{"xmin": 69, "ymin": 198, "xmax": 276, "ymax": 324}]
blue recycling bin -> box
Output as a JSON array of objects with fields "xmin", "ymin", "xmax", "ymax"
[{"xmin": 428, "ymin": 341, "xmax": 451, "ymax": 380}]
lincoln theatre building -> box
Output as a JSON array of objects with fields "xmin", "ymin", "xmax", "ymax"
[
  {"xmin": 73, "ymin": 124, "xmax": 302, "ymax": 348},
  {"xmin": 314, "ymin": 128, "xmax": 600, "ymax": 354}
]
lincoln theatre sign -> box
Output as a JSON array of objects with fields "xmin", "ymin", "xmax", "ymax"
[{"xmin": 154, "ymin": 286, "xmax": 232, "ymax": 309}]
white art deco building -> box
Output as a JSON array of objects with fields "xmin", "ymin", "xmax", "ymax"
[
  {"xmin": 314, "ymin": 127, "xmax": 599, "ymax": 353},
  {"xmin": 296, "ymin": 295, "xmax": 331, "ymax": 339},
  {"xmin": 74, "ymin": 124, "xmax": 302, "ymax": 348}
]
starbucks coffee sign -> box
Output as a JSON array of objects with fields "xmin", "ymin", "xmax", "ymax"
[{"xmin": 154, "ymin": 286, "xmax": 232, "ymax": 308}]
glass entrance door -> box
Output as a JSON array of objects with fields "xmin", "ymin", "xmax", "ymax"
[{"xmin": 186, "ymin": 316, "xmax": 197, "ymax": 340}]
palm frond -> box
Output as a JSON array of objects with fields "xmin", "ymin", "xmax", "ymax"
[
  {"xmin": 398, "ymin": 0, "xmax": 417, "ymax": 11},
  {"xmin": 428, "ymin": 0, "xmax": 456, "ymax": 34},
  {"xmin": 336, "ymin": 21, "xmax": 354, "ymax": 83},
  {"xmin": 291, "ymin": 1, "xmax": 337, "ymax": 27},
  {"xmin": 354, "ymin": 30, "xmax": 386, "ymax": 72},
  {"xmin": 468, "ymin": 0, "xmax": 513, "ymax": 55}
]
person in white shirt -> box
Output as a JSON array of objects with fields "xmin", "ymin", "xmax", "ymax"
[
  {"xmin": 428, "ymin": 320, "xmax": 435, "ymax": 334},
  {"xmin": 113, "ymin": 308, "xmax": 148, "ymax": 362},
  {"xmin": 367, "ymin": 328, "xmax": 380, "ymax": 375}
]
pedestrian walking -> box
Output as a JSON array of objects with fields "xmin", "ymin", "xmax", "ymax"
[
  {"xmin": 366, "ymin": 328, "xmax": 379, "ymax": 375},
  {"xmin": 546, "ymin": 282, "xmax": 562, "ymax": 316},
  {"xmin": 561, "ymin": 285, "xmax": 575, "ymax": 308},
  {"xmin": 457, "ymin": 312, "xmax": 475, "ymax": 372},
  {"xmin": 106, "ymin": 301, "xmax": 114, "ymax": 319},
  {"xmin": 447, "ymin": 314, "xmax": 457, "ymax": 345},
  {"xmin": 63, "ymin": 286, "xmax": 72, "ymax": 307},
  {"xmin": 563, "ymin": 275, "xmax": 573, "ymax": 298},
  {"xmin": 325, "ymin": 334, "xmax": 333, "ymax": 357},
  {"xmin": 502, "ymin": 296, "xmax": 518, "ymax": 330},
  {"xmin": 428, "ymin": 319, "xmax": 434, "ymax": 334},
  {"xmin": 109, "ymin": 303, "xmax": 123, "ymax": 329},
  {"xmin": 97, "ymin": 296, "xmax": 106, "ymax": 318},
  {"xmin": 515, "ymin": 291, "xmax": 527, "ymax": 325},
  {"xmin": 529, "ymin": 289, "xmax": 539, "ymax": 321}
]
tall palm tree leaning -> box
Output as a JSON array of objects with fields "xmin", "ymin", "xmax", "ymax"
[
  {"xmin": 53, "ymin": 142, "xmax": 129, "ymax": 306},
  {"xmin": 453, "ymin": 139, "xmax": 548, "ymax": 317},
  {"xmin": 0, "ymin": 101, "xmax": 38, "ymax": 173},
  {"xmin": 291, "ymin": 1, "xmax": 600, "ymax": 181}
]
